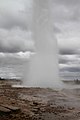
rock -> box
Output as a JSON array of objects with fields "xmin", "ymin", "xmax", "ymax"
[
  {"xmin": 32, "ymin": 108, "xmax": 38, "ymax": 113},
  {"xmin": 33, "ymin": 101, "xmax": 39, "ymax": 106},
  {"xmin": 40, "ymin": 107, "xmax": 45, "ymax": 112},
  {"xmin": 0, "ymin": 84, "xmax": 11, "ymax": 88},
  {"xmin": 1, "ymin": 105, "xmax": 20, "ymax": 113},
  {"xmin": 0, "ymin": 106, "xmax": 11, "ymax": 115}
]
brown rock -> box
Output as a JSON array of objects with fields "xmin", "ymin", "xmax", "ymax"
[
  {"xmin": 0, "ymin": 106, "xmax": 11, "ymax": 114},
  {"xmin": 1, "ymin": 105, "xmax": 20, "ymax": 113}
]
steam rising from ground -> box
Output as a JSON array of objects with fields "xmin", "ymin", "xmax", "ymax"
[{"xmin": 23, "ymin": 0, "xmax": 63, "ymax": 88}]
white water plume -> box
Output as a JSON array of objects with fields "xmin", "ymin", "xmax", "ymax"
[{"xmin": 23, "ymin": 0, "xmax": 63, "ymax": 88}]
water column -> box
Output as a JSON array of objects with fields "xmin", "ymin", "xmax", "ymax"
[{"xmin": 25, "ymin": 0, "xmax": 61, "ymax": 88}]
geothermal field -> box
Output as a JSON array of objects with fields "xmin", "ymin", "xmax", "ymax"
[{"xmin": 1, "ymin": 79, "xmax": 80, "ymax": 120}]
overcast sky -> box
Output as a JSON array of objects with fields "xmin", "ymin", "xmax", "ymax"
[{"xmin": 0, "ymin": 0, "xmax": 80, "ymax": 79}]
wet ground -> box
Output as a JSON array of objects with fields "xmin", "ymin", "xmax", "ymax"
[{"xmin": 0, "ymin": 80, "xmax": 80, "ymax": 120}]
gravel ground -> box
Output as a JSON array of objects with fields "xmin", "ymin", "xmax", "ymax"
[{"xmin": 0, "ymin": 80, "xmax": 80, "ymax": 120}]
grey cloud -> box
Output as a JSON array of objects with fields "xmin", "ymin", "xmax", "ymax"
[
  {"xmin": 59, "ymin": 54, "xmax": 77, "ymax": 65},
  {"xmin": 52, "ymin": 0, "xmax": 80, "ymax": 24},
  {"xmin": 52, "ymin": 0, "xmax": 80, "ymax": 79},
  {"xmin": 61, "ymin": 66, "xmax": 80, "ymax": 73},
  {"xmin": 0, "ymin": 16, "xmax": 28, "ymax": 30},
  {"xmin": 0, "ymin": 27, "xmax": 34, "ymax": 53},
  {"xmin": 54, "ymin": 0, "xmax": 80, "ymax": 7},
  {"xmin": 0, "ymin": 0, "xmax": 80, "ymax": 79},
  {"xmin": 59, "ymin": 53, "xmax": 80, "ymax": 80},
  {"xmin": 59, "ymin": 58, "xmax": 69, "ymax": 64},
  {"xmin": 59, "ymin": 48, "xmax": 78, "ymax": 55},
  {"xmin": 53, "ymin": 25, "xmax": 61, "ymax": 34},
  {"xmin": 0, "ymin": 0, "xmax": 32, "ymax": 30}
]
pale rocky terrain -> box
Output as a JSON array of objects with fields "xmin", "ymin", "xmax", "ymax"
[{"xmin": 0, "ymin": 79, "xmax": 80, "ymax": 120}]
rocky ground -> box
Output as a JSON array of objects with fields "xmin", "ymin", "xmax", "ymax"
[{"xmin": 0, "ymin": 80, "xmax": 80, "ymax": 120}]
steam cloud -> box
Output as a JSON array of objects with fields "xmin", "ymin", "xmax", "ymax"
[{"xmin": 23, "ymin": 0, "xmax": 63, "ymax": 88}]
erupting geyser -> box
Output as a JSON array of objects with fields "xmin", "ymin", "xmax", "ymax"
[{"xmin": 24, "ymin": 0, "xmax": 62, "ymax": 88}]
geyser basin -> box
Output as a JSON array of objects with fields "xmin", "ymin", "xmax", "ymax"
[{"xmin": 24, "ymin": 0, "xmax": 62, "ymax": 88}]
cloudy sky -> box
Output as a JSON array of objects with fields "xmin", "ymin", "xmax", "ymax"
[{"xmin": 0, "ymin": 0, "xmax": 80, "ymax": 80}]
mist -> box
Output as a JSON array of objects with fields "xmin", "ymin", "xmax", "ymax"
[{"xmin": 23, "ymin": 0, "xmax": 63, "ymax": 88}]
